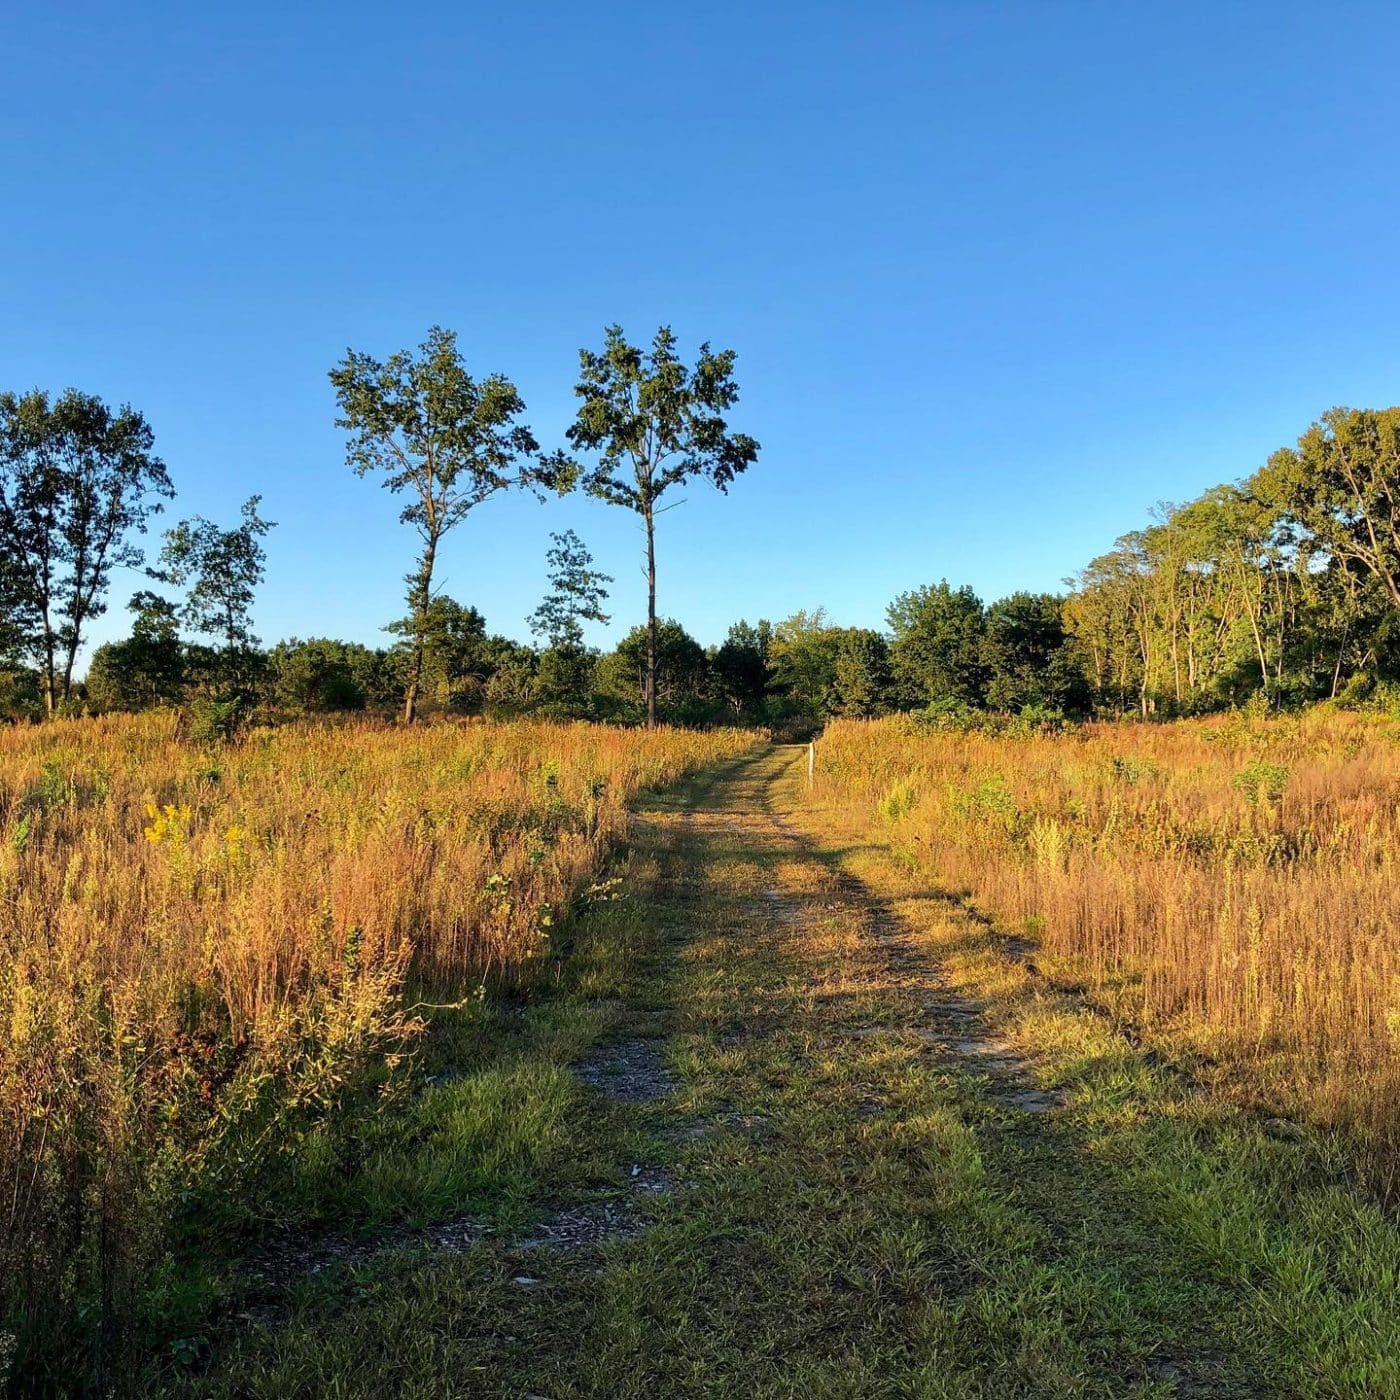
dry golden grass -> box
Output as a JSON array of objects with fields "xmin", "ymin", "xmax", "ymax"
[
  {"xmin": 814, "ymin": 708, "xmax": 1400, "ymax": 1195},
  {"xmin": 0, "ymin": 711, "xmax": 754, "ymax": 1377}
]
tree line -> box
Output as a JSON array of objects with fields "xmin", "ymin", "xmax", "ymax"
[
  {"xmin": 1067, "ymin": 406, "xmax": 1400, "ymax": 715},
  {"xmin": 0, "ymin": 324, "xmax": 756, "ymax": 729},
  {"xmin": 3, "ymin": 328, "xmax": 1398, "ymax": 728}
]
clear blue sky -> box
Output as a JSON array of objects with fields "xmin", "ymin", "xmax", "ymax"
[{"xmin": 4, "ymin": 2, "xmax": 1398, "ymax": 658}]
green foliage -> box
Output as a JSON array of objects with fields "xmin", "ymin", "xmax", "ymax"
[
  {"xmin": 562, "ymin": 324, "xmax": 758, "ymax": 727},
  {"xmin": 186, "ymin": 696, "xmax": 245, "ymax": 744},
  {"xmin": 1232, "ymin": 760, "xmax": 1290, "ymax": 803},
  {"xmin": 911, "ymin": 696, "xmax": 983, "ymax": 732},
  {"xmin": 1252, "ymin": 406, "xmax": 1400, "ymax": 612},
  {"xmin": 483, "ymin": 649, "xmax": 539, "ymax": 715},
  {"xmin": 0, "ymin": 386, "xmax": 173, "ymax": 712},
  {"xmin": 951, "ymin": 773, "xmax": 1024, "ymax": 833},
  {"xmin": 981, "ymin": 592, "xmax": 1091, "ymax": 714},
  {"xmin": 1060, "ymin": 405, "xmax": 1400, "ymax": 716},
  {"xmin": 533, "ymin": 644, "xmax": 598, "ymax": 714},
  {"xmin": 158, "ymin": 497, "xmax": 273, "ymax": 662},
  {"xmin": 381, "ymin": 597, "xmax": 531, "ymax": 715},
  {"xmin": 85, "ymin": 592, "xmax": 186, "ymax": 711},
  {"xmin": 711, "ymin": 619, "xmax": 772, "ymax": 719},
  {"xmin": 565, "ymin": 324, "xmax": 759, "ymax": 512},
  {"xmin": 768, "ymin": 610, "xmax": 843, "ymax": 719},
  {"xmin": 831, "ymin": 628, "xmax": 892, "ymax": 717},
  {"xmin": 877, "ymin": 778, "xmax": 917, "ymax": 822},
  {"xmin": 887, "ymin": 581, "xmax": 987, "ymax": 707},
  {"xmin": 597, "ymin": 619, "xmax": 710, "ymax": 718},
  {"xmin": 0, "ymin": 666, "xmax": 41, "ymax": 721},
  {"xmin": 1108, "ymin": 754, "xmax": 1161, "ymax": 785},
  {"xmin": 269, "ymin": 638, "xmax": 398, "ymax": 712},
  {"xmin": 528, "ymin": 530, "xmax": 611, "ymax": 650},
  {"xmin": 330, "ymin": 327, "xmax": 567, "ymax": 722}
]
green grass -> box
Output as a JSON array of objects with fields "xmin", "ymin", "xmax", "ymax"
[{"xmin": 143, "ymin": 748, "xmax": 1400, "ymax": 1399}]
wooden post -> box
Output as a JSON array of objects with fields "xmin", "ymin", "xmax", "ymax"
[{"xmin": 807, "ymin": 740, "xmax": 815, "ymax": 788}]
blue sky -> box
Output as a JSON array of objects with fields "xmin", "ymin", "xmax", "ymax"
[{"xmin": 4, "ymin": 2, "xmax": 1398, "ymax": 657}]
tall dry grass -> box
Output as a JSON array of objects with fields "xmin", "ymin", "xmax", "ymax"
[
  {"xmin": 815, "ymin": 709, "xmax": 1400, "ymax": 1194},
  {"xmin": 0, "ymin": 712, "xmax": 754, "ymax": 1384}
]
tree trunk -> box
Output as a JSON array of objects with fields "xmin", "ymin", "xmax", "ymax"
[
  {"xmin": 40, "ymin": 613, "xmax": 58, "ymax": 717},
  {"xmin": 404, "ymin": 532, "xmax": 438, "ymax": 725},
  {"xmin": 1331, "ymin": 622, "xmax": 1350, "ymax": 698},
  {"xmin": 403, "ymin": 651, "xmax": 422, "ymax": 725},
  {"xmin": 61, "ymin": 633, "xmax": 80, "ymax": 707},
  {"xmin": 645, "ymin": 503, "xmax": 657, "ymax": 730}
]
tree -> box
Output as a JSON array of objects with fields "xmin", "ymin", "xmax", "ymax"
[
  {"xmin": 564, "ymin": 325, "xmax": 758, "ymax": 728},
  {"xmin": 1069, "ymin": 548, "xmax": 1148, "ymax": 716},
  {"xmin": 0, "ymin": 547, "xmax": 34, "ymax": 667},
  {"xmin": 330, "ymin": 326, "xmax": 567, "ymax": 723},
  {"xmin": 84, "ymin": 591, "xmax": 186, "ymax": 711},
  {"xmin": 528, "ymin": 530, "xmax": 611, "ymax": 649},
  {"xmin": 768, "ymin": 610, "xmax": 845, "ymax": 719},
  {"xmin": 389, "ymin": 596, "xmax": 489, "ymax": 713},
  {"xmin": 886, "ymin": 582, "xmax": 987, "ymax": 707},
  {"xmin": 0, "ymin": 388, "xmax": 172, "ymax": 714},
  {"xmin": 831, "ymin": 629, "xmax": 893, "ymax": 717},
  {"xmin": 982, "ymin": 592, "xmax": 1091, "ymax": 714},
  {"xmin": 268, "ymin": 637, "xmax": 383, "ymax": 713},
  {"xmin": 527, "ymin": 531, "xmax": 611, "ymax": 713},
  {"xmin": 598, "ymin": 619, "xmax": 710, "ymax": 718},
  {"xmin": 483, "ymin": 645, "xmax": 539, "ymax": 714},
  {"xmin": 712, "ymin": 619, "xmax": 773, "ymax": 718},
  {"xmin": 158, "ymin": 497, "xmax": 273, "ymax": 691},
  {"xmin": 0, "ymin": 666, "xmax": 39, "ymax": 721},
  {"xmin": 1251, "ymin": 407, "xmax": 1400, "ymax": 610},
  {"xmin": 0, "ymin": 552, "xmax": 40, "ymax": 720},
  {"xmin": 534, "ymin": 643, "xmax": 599, "ymax": 712}
]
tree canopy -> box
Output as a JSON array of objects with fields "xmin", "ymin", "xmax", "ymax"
[
  {"xmin": 331, "ymin": 326, "xmax": 567, "ymax": 722},
  {"xmin": 564, "ymin": 325, "xmax": 758, "ymax": 727},
  {"xmin": 0, "ymin": 388, "xmax": 172, "ymax": 712}
]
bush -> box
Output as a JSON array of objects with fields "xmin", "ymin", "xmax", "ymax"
[
  {"xmin": 1233, "ymin": 759, "xmax": 1290, "ymax": 803},
  {"xmin": 878, "ymin": 779, "xmax": 918, "ymax": 823},
  {"xmin": 185, "ymin": 697, "xmax": 245, "ymax": 744}
]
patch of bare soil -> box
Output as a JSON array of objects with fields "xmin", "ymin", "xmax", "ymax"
[
  {"xmin": 237, "ymin": 1159, "xmax": 679, "ymax": 1328},
  {"xmin": 575, "ymin": 1037, "xmax": 675, "ymax": 1103},
  {"xmin": 517, "ymin": 1168, "xmax": 674, "ymax": 1251}
]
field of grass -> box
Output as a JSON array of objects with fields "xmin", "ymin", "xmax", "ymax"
[
  {"xmin": 0, "ymin": 713, "xmax": 755, "ymax": 1391},
  {"xmin": 165, "ymin": 747, "xmax": 1400, "ymax": 1399},
  {"xmin": 813, "ymin": 709, "xmax": 1400, "ymax": 1197},
  {"xmin": 7, "ymin": 710, "xmax": 1400, "ymax": 1396}
]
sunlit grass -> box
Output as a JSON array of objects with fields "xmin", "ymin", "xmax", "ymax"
[
  {"xmin": 184, "ymin": 747, "xmax": 1400, "ymax": 1399},
  {"xmin": 0, "ymin": 711, "xmax": 755, "ymax": 1386},
  {"xmin": 813, "ymin": 708, "xmax": 1400, "ymax": 1197}
]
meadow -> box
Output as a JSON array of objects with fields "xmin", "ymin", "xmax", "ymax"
[
  {"xmin": 0, "ymin": 713, "xmax": 754, "ymax": 1388},
  {"xmin": 814, "ymin": 708, "xmax": 1400, "ymax": 1198}
]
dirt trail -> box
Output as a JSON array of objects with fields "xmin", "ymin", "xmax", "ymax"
[{"xmin": 674, "ymin": 748, "xmax": 1062, "ymax": 1113}]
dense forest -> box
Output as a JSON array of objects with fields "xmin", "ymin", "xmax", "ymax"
[{"xmin": 3, "ymin": 332, "xmax": 1399, "ymax": 731}]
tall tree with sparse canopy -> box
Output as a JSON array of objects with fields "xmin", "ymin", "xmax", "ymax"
[
  {"xmin": 159, "ymin": 496, "xmax": 274, "ymax": 662},
  {"xmin": 0, "ymin": 388, "xmax": 172, "ymax": 714},
  {"xmin": 331, "ymin": 327, "xmax": 567, "ymax": 722},
  {"xmin": 563, "ymin": 325, "xmax": 758, "ymax": 727},
  {"xmin": 528, "ymin": 529, "xmax": 612, "ymax": 649}
]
